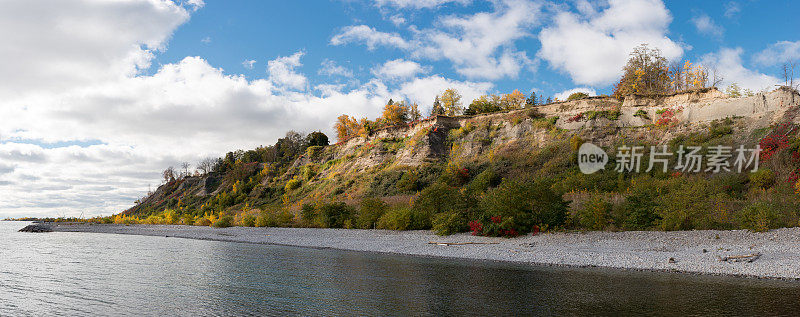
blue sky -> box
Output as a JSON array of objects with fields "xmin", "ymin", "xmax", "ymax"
[
  {"xmin": 152, "ymin": 0, "xmax": 798, "ymax": 99},
  {"xmin": 0, "ymin": 0, "xmax": 798, "ymax": 218}
]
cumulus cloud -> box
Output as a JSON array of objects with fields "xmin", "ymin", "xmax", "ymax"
[
  {"xmin": 373, "ymin": 0, "xmax": 471, "ymax": 9},
  {"xmin": 753, "ymin": 41, "xmax": 800, "ymax": 66},
  {"xmin": 0, "ymin": 52, "xmax": 490, "ymax": 218},
  {"xmin": 372, "ymin": 59, "xmax": 429, "ymax": 79},
  {"xmin": 538, "ymin": 0, "xmax": 683, "ymax": 86},
  {"xmin": 396, "ymin": 76, "xmax": 492, "ymax": 111},
  {"xmin": 0, "ymin": 0, "xmax": 190, "ymax": 100},
  {"xmin": 554, "ymin": 87, "xmax": 597, "ymax": 101},
  {"xmin": 267, "ymin": 51, "xmax": 307, "ymax": 90},
  {"xmin": 330, "ymin": 25, "xmax": 410, "ymax": 50},
  {"xmin": 701, "ymin": 48, "xmax": 780, "ymax": 91},
  {"xmin": 333, "ymin": 0, "xmax": 541, "ymax": 80},
  {"xmin": 319, "ymin": 59, "xmax": 354, "ymax": 77},
  {"xmin": 691, "ymin": 13, "xmax": 724, "ymax": 39}
]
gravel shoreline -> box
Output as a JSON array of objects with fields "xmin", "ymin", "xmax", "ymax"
[{"xmin": 48, "ymin": 223, "xmax": 800, "ymax": 280}]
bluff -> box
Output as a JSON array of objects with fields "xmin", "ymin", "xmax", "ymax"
[{"xmin": 123, "ymin": 87, "xmax": 800, "ymax": 232}]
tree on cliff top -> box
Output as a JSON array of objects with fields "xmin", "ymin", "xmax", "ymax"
[
  {"xmin": 612, "ymin": 44, "xmax": 671, "ymax": 99},
  {"xmin": 439, "ymin": 88, "xmax": 463, "ymax": 116}
]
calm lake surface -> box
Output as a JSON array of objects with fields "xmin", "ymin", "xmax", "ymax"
[{"xmin": 2, "ymin": 221, "xmax": 800, "ymax": 316}]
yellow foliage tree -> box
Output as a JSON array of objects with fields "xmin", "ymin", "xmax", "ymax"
[
  {"xmin": 381, "ymin": 101, "xmax": 409, "ymax": 126},
  {"xmin": 439, "ymin": 88, "xmax": 463, "ymax": 116},
  {"xmin": 334, "ymin": 114, "xmax": 359, "ymax": 141},
  {"xmin": 499, "ymin": 89, "xmax": 526, "ymax": 111}
]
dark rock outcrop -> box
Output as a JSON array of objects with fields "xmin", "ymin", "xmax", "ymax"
[{"xmin": 19, "ymin": 223, "xmax": 52, "ymax": 233}]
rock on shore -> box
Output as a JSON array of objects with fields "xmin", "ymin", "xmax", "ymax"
[{"xmin": 19, "ymin": 223, "xmax": 53, "ymax": 232}]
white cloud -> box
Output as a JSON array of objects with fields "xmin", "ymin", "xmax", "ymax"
[
  {"xmin": 242, "ymin": 59, "xmax": 257, "ymax": 69},
  {"xmin": 554, "ymin": 87, "xmax": 597, "ymax": 101},
  {"xmin": 372, "ymin": 59, "xmax": 429, "ymax": 79},
  {"xmin": 330, "ymin": 25, "xmax": 410, "ymax": 50},
  {"xmin": 267, "ymin": 51, "xmax": 307, "ymax": 90},
  {"xmin": 701, "ymin": 47, "xmax": 780, "ymax": 91},
  {"xmin": 691, "ymin": 13, "xmax": 724, "ymax": 38},
  {"xmin": 754, "ymin": 41, "xmax": 800, "ymax": 66},
  {"xmin": 334, "ymin": 0, "xmax": 541, "ymax": 80},
  {"xmin": 373, "ymin": 0, "xmax": 471, "ymax": 9},
  {"xmin": 0, "ymin": 0, "xmax": 191, "ymax": 100},
  {"xmin": 724, "ymin": 1, "xmax": 741, "ymax": 19},
  {"xmin": 395, "ymin": 76, "xmax": 491, "ymax": 111},
  {"xmin": 538, "ymin": 0, "xmax": 683, "ymax": 86},
  {"xmin": 389, "ymin": 14, "xmax": 406, "ymax": 26},
  {"xmin": 319, "ymin": 59, "xmax": 354, "ymax": 77},
  {"xmin": 412, "ymin": 0, "xmax": 541, "ymax": 80}
]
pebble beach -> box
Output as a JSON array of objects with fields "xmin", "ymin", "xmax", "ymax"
[{"xmin": 47, "ymin": 223, "xmax": 800, "ymax": 280}]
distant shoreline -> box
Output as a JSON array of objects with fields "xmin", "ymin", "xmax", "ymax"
[{"xmin": 45, "ymin": 222, "xmax": 800, "ymax": 280}]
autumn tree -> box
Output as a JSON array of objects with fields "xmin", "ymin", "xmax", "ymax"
[
  {"xmin": 408, "ymin": 103, "xmax": 422, "ymax": 121},
  {"xmin": 465, "ymin": 95, "xmax": 501, "ymax": 115},
  {"xmin": 334, "ymin": 115, "xmax": 359, "ymax": 141},
  {"xmin": 613, "ymin": 44, "xmax": 671, "ymax": 99},
  {"xmin": 430, "ymin": 96, "xmax": 445, "ymax": 116},
  {"xmin": 439, "ymin": 88, "xmax": 463, "ymax": 116},
  {"xmin": 567, "ymin": 92, "xmax": 589, "ymax": 101},
  {"xmin": 498, "ymin": 89, "xmax": 526, "ymax": 111},
  {"xmin": 382, "ymin": 101, "xmax": 409, "ymax": 126}
]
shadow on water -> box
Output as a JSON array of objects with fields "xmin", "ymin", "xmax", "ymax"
[{"xmin": 2, "ymin": 221, "xmax": 799, "ymax": 316}]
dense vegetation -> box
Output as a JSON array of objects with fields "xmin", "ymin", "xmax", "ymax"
[{"xmin": 79, "ymin": 45, "xmax": 800, "ymax": 237}]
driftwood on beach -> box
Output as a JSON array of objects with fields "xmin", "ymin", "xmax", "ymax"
[
  {"xmin": 718, "ymin": 253, "xmax": 762, "ymax": 263},
  {"xmin": 428, "ymin": 241, "xmax": 500, "ymax": 246}
]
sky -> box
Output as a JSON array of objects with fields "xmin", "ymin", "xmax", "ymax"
[{"xmin": 0, "ymin": 0, "xmax": 798, "ymax": 218}]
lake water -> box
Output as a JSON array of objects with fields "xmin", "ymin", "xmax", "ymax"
[{"xmin": 2, "ymin": 221, "xmax": 800, "ymax": 316}]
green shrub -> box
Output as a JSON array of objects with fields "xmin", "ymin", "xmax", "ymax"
[
  {"xmin": 567, "ymin": 92, "xmax": 589, "ymax": 101},
  {"xmin": 240, "ymin": 214, "xmax": 256, "ymax": 227},
  {"xmin": 376, "ymin": 206, "xmax": 414, "ymax": 230},
  {"xmin": 365, "ymin": 170, "xmax": 404, "ymax": 197},
  {"xmin": 305, "ymin": 145, "xmax": 324, "ymax": 158},
  {"xmin": 432, "ymin": 212, "xmax": 468, "ymax": 235},
  {"xmin": 412, "ymin": 182, "xmax": 464, "ymax": 227},
  {"xmin": 396, "ymin": 171, "xmax": 420, "ymax": 192},
  {"xmin": 464, "ymin": 168, "xmax": 501, "ymax": 196},
  {"xmin": 573, "ymin": 194, "xmax": 613, "ymax": 230},
  {"xmin": 749, "ymin": 169, "xmax": 775, "ymax": 189},
  {"xmin": 285, "ymin": 179, "xmax": 301, "ymax": 191},
  {"xmin": 194, "ymin": 218, "xmax": 212, "ymax": 226},
  {"xmin": 300, "ymin": 203, "xmax": 317, "ymax": 225},
  {"xmin": 476, "ymin": 179, "xmax": 568, "ymax": 236},
  {"xmin": 212, "ymin": 216, "xmax": 234, "ymax": 228},
  {"xmin": 318, "ymin": 202, "xmax": 354, "ymax": 228},
  {"xmin": 357, "ymin": 198, "xmax": 388, "ymax": 229},
  {"xmin": 620, "ymin": 177, "xmax": 661, "ymax": 230},
  {"xmin": 300, "ymin": 165, "xmax": 317, "ymax": 180},
  {"xmin": 633, "ymin": 109, "xmax": 649, "ymax": 119},
  {"xmin": 737, "ymin": 202, "xmax": 781, "ymax": 232}
]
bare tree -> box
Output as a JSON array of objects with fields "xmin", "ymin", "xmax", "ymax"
[
  {"xmin": 710, "ymin": 66, "xmax": 724, "ymax": 88},
  {"xmin": 783, "ymin": 61, "xmax": 796, "ymax": 89},
  {"xmin": 196, "ymin": 157, "xmax": 218, "ymax": 174},
  {"xmin": 162, "ymin": 166, "xmax": 176, "ymax": 183},
  {"xmin": 180, "ymin": 162, "xmax": 191, "ymax": 178}
]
